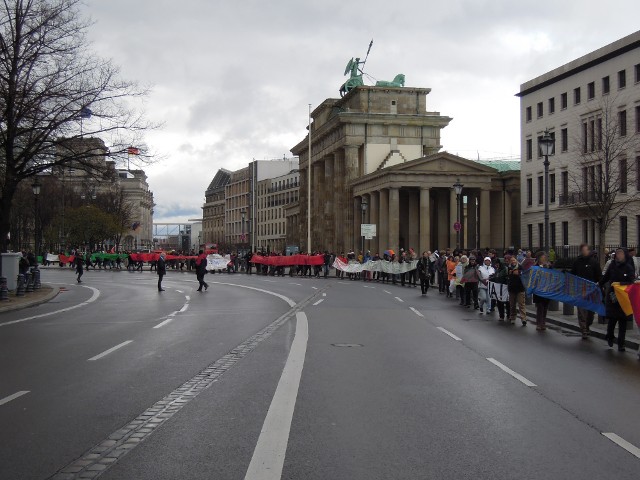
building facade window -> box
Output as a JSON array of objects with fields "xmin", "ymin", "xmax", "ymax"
[
  {"xmin": 637, "ymin": 156, "xmax": 640, "ymax": 191},
  {"xmin": 537, "ymin": 176, "xmax": 544, "ymax": 204},
  {"xmin": 561, "ymin": 171, "xmax": 569, "ymax": 200},
  {"xmin": 602, "ymin": 75, "xmax": 610, "ymax": 94},
  {"xmin": 587, "ymin": 81, "xmax": 595, "ymax": 100},
  {"xmin": 527, "ymin": 178, "xmax": 532, "ymax": 206},
  {"xmin": 527, "ymin": 224, "xmax": 533, "ymax": 248},
  {"xmin": 636, "ymin": 105, "xmax": 640, "ymax": 133},
  {"xmin": 548, "ymin": 97, "xmax": 555, "ymax": 114},
  {"xmin": 635, "ymin": 63, "xmax": 640, "ymax": 83},
  {"xmin": 582, "ymin": 220, "xmax": 589, "ymax": 244},
  {"xmin": 550, "ymin": 173, "xmax": 556, "ymax": 203},
  {"xmin": 597, "ymin": 117, "xmax": 603, "ymax": 149},
  {"xmin": 620, "ymin": 216, "xmax": 628, "ymax": 247},
  {"xmin": 550, "ymin": 222, "xmax": 556, "ymax": 247},
  {"xmin": 562, "ymin": 221, "xmax": 569, "ymax": 246},
  {"xmin": 526, "ymin": 138, "xmax": 533, "ymax": 160},
  {"xmin": 561, "ymin": 92, "xmax": 568, "ymax": 109},
  {"xmin": 582, "ymin": 122, "xmax": 588, "ymax": 153},
  {"xmin": 574, "ymin": 87, "xmax": 581, "ymax": 105},
  {"xmin": 620, "ymin": 158, "xmax": 627, "ymax": 193},
  {"xmin": 526, "ymin": 106, "xmax": 532, "ymax": 122},
  {"xmin": 538, "ymin": 223, "xmax": 544, "ymax": 247},
  {"xmin": 537, "ymin": 135, "xmax": 543, "ymax": 158},
  {"xmin": 618, "ymin": 69, "xmax": 626, "ymax": 89},
  {"xmin": 561, "ymin": 127, "xmax": 568, "ymax": 151},
  {"xmin": 537, "ymin": 102, "xmax": 543, "ymax": 118},
  {"xmin": 590, "ymin": 119, "xmax": 595, "ymax": 152},
  {"xmin": 619, "ymin": 110, "xmax": 627, "ymax": 136}
]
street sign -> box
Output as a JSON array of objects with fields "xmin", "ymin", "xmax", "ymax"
[
  {"xmin": 453, "ymin": 222, "xmax": 461, "ymax": 232},
  {"xmin": 361, "ymin": 224, "xmax": 376, "ymax": 237}
]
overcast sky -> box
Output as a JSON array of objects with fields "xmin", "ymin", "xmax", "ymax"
[{"xmin": 83, "ymin": 0, "xmax": 639, "ymax": 223}]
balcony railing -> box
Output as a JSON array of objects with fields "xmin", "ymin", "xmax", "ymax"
[{"xmin": 558, "ymin": 191, "xmax": 605, "ymax": 206}]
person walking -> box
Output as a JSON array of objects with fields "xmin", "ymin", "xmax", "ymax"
[
  {"xmin": 477, "ymin": 257, "xmax": 495, "ymax": 315},
  {"xmin": 507, "ymin": 256, "xmax": 527, "ymax": 326},
  {"xmin": 417, "ymin": 251, "xmax": 431, "ymax": 296},
  {"xmin": 571, "ymin": 243, "xmax": 602, "ymax": 338},
  {"xmin": 195, "ymin": 250, "xmax": 209, "ymax": 292},
  {"xmin": 599, "ymin": 248, "xmax": 635, "ymax": 352},
  {"xmin": 491, "ymin": 258, "xmax": 509, "ymax": 321},
  {"xmin": 157, "ymin": 252, "xmax": 167, "ymax": 292},
  {"xmin": 74, "ymin": 253, "xmax": 84, "ymax": 284},
  {"xmin": 446, "ymin": 255, "xmax": 458, "ymax": 299},
  {"xmin": 463, "ymin": 256, "xmax": 479, "ymax": 309},
  {"xmin": 455, "ymin": 255, "xmax": 468, "ymax": 304},
  {"xmin": 534, "ymin": 252, "xmax": 551, "ymax": 331}
]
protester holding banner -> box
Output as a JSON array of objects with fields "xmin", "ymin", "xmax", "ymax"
[
  {"xmin": 571, "ymin": 244, "xmax": 602, "ymax": 339},
  {"xmin": 533, "ymin": 253, "xmax": 551, "ymax": 331},
  {"xmin": 454, "ymin": 255, "xmax": 466, "ymax": 304},
  {"xmin": 491, "ymin": 258, "xmax": 509, "ymax": 321},
  {"xmin": 477, "ymin": 257, "xmax": 495, "ymax": 315},
  {"xmin": 507, "ymin": 255, "xmax": 527, "ymax": 326},
  {"xmin": 599, "ymin": 248, "xmax": 635, "ymax": 351}
]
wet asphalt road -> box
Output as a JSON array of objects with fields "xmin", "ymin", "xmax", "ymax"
[{"xmin": 1, "ymin": 267, "xmax": 639, "ymax": 479}]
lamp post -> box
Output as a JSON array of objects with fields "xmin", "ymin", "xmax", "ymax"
[
  {"xmin": 539, "ymin": 129, "xmax": 555, "ymax": 253},
  {"xmin": 32, "ymin": 178, "xmax": 41, "ymax": 263},
  {"xmin": 360, "ymin": 197, "xmax": 368, "ymax": 254},
  {"xmin": 453, "ymin": 179, "xmax": 463, "ymax": 249},
  {"xmin": 241, "ymin": 209, "xmax": 246, "ymax": 246}
]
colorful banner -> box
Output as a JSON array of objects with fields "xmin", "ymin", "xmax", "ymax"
[
  {"xmin": 488, "ymin": 282, "xmax": 509, "ymax": 302},
  {"xmin": 613, "ymin": 282, "xmax": 640, "ymax": 327},
  {"xmin": 332, "ymin": 257, "xmax": 418, "ymax": 274},
  {"xmin": 251, "ymin": 254, "xmax": 325, "ymax": 267},
  {"xmin": 521, "ymin": 266, "xmax": 605, "ymax": 316}
]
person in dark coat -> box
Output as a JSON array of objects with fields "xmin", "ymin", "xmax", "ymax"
[
  {"xmin": 533, "ymin": 253, "xmax": 551, "ymax": 331},
  {"xmin": 599, "ymin": 247, "xmax": 635, "ymax": 351},
  {"xmin": 157, "ymin": 252, "xmax": 167, "ymax": 292},
  {"xmin": 507, "ymin": 256, "xmax": 527, "ymax": 326},
  {"xmin": 416, "ymin": 251, "xmax": 431, "ymax": 296},
  {"xmin": 571, "ymin": 243, "xmax": 602, "ymax": 338},
  {"xmin": 74, "ymin": 254, "xmax": 84, "ymax": 283},
  {"xmin": 195, "ymin": 250, "xmax": 209, "ymax": 292}
]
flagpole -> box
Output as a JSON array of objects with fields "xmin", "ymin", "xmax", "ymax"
[{"xmin": 307, "ymin": 104, "xmax": 312, "ymax": 253}]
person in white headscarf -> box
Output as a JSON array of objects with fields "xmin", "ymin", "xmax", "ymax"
[{"xmin": 477, "ymin": 257, "xmax": 495, "ymax": 314}]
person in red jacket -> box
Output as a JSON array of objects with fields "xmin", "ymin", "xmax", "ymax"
[{"xmin": 195, "ymin": 250, "xmax": 209, "ymax": 292}]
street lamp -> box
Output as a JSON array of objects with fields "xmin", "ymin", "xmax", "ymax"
[
  {"xmin": 32, "ymin": 178, "xmax": 41, "ymax": 263},
  {"xmin": 453, "ymin": 178, "xmax": 464, "ymax": 249},
  {"xmin": 539, "ymin": 129, "xmax": 555, "ymax": 253},
  {"xmin": 360, "ymin": 197, "xmax": 368, "ymax": 254},
  {"xmin": 241, "ymin": 209, "xmax": 246, "ymax": 245}
]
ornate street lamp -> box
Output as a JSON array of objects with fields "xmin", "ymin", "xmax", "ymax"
[
  {"xmin": 453, "ymin": 179, "xmax": 464, "ymax": 249},
  {"xmin": 32, "ymin": 178, "xmax": 41, "ymax": 262},
  {"xmin": 539, "ymin": 129, "xmax": 555, "ymax": 253},
  {"xmin": 360, "ymin": 198, "xmax": 368, "ymax": 254}
]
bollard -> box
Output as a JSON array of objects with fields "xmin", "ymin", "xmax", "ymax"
[
  {"xmin": 25, "ymin": 271, "xmax": 34, "ymax": 293},
  {"xmin": 16, "ymin": 274, "xmax": 26, "ymax": 296},
  {"xmin": 562, "ymin": 302, "xmax": 574, "ymax": 315},
  {"xmin": 548, "ymin": 299, "xmax": 560, "ymax": 312},
  {"xmin": 0, "ymin": 276, "xmax": 8, "ymax": 301},
  {"xmin": 34, "ymin": 266, "xmax": 41, "ymax": 289}
]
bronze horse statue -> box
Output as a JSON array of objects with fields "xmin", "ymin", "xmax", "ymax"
[{"xmin": 375, "ymin": 74, "xmax": 405, "ymax": 88}]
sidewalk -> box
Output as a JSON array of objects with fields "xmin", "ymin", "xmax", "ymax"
[
  {"xmin": 525, "ymin": 304, "xmax": 640, "ymax": 351},
  {"xmin": 0, "ymin": 285, "xmax": 60, "ymax": 314}
]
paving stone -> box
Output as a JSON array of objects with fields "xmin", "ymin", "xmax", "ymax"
[{"xmin": 87, "ymin": 463, "xmax": 107, "ymax": 471}]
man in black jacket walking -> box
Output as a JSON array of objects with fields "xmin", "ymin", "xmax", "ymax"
[
  {"xmin": 157, "ymin": 252, "xmax": 166, "ymax": 292},
  {"xmin": 571, "ymin": 244, "xmax": 602, "ymax": 338}
]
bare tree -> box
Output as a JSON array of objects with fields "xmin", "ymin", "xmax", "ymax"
[
  {"xmin": 567, "ymin": 95, "xmax": 640, "ymax": 264},
  {"xmin": 0, "ymin": 0, "xmax": 156, "ymax": 253}
]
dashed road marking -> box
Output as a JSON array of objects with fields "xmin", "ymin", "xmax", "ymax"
[
  {"xmin": 363, "ymin": 285, "xmax": 375, "ymax": 289},
  {"xmin": 602, "ymin": 433, "xmax": 640, "ymax": 459},
  {"xmin": 0, "ymin": 391, "xmax": 29, "ymax": 406},
  {"xmin": 383, "ymin": 290, "xmax": 392, "ymax": 294},
  {"xmin": 88, "ymin": 341, "xmax": 133, "ymax": 361},
  {"xmin": 409, "ymin": 307, "xmax": 424, "ymax": 317},
  {"xmin": 179, "ymin": 304, "xmax": 189, "ymax": 313},
  {"xmin": 263, "ymin": 279, "xmax": 276, "ymax": 283},
  {"xmin": 322, "ymin": 293, "xmax": 326, "ymax": 297},
  {"xmin": 245, "ymin": 311, "xmax": 309, "ymax": 480},
  {"xmin": 153, "ymin": 318, "xmax": 174, "ymax": 329},
  {"xmin": 313, "ymin": 299, "xmax": 324, "ymax": 306},
  {"xmin": 311, "ymin": 286, "xmax": 318, "ymax": 290},
  {"xmin": 289, "ymin": 283, "xmax": 302, "ymax": 286},
  {"xmin": 176, "ymin": 290, "xmax": 184, "ymax": 293},
  {"xmin": 185, "ymin": 295, "xmax": 190, "ymax": 301},
  {"xmin": 437, "ymin": 327, "xmax": 462, "ymax": 342},
  {"xmin": 487, "ymin": 358, "xmax": 536, "ymax": 387},
  {"xmin": 394, "ymin": 296, "xmax": 404, "ymax": 303}
]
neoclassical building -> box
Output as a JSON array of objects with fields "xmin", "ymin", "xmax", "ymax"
[{"xmin": 291, "ymin": 86, "xmax": 520, "ymax": 253}]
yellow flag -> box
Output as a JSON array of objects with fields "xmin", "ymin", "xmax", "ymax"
[{"xmin": 613, "ymin": 283, "xmax": 634, "ymax": 316}]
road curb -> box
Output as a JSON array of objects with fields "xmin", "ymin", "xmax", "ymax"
[
  {"xmin": 525, "ymin": 310, "xmax": 639, "ymax": 351},
  {"xmin": 0, "ymin": 285, "xmax": 60, "ymax": 314}
]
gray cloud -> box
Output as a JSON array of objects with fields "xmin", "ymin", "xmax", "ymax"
[{"xmin": 84, "ymin": 0, "xmax": 640, "ymax": 221}]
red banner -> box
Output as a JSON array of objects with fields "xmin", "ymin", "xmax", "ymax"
[
  {"xmin": 129, "ymin": 253, "xmax": 197, "ymax": 262},
  {"xmin": 251, "ymin": 254, "xmax": 324, "ymax": 266}
]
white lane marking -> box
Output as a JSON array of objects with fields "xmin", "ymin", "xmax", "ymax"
[
  {"xmin": 0, "ymin": 391, "xmax": 29, "ymax": 406},
  {"xmin": 313, "ymin": 299, "xmax": 324, "ymax": 306},
  {"xmin": 322, "ymin": 293, "xmax": 326, "ymax": 297},
  {"xmin": 244, "ymin": 311, "xmax": 308, "ymax": 480},
  {"xmin": 176, "ymin": 290, "xmax": 184, "ymax": 293},
  {"xmin": 198, "ymin": 282, "xmax": 296, "ymax": 307},
  {"xmin": 179, "ymin": 304, "xmax": 189, "ymax": 313},
  {"xmin": 602, "ymin": 433, "xmax": 640, "ymax": 459},
  {"xmin": 263, "ymin": 279, "xmax": 276, "ymax": 283},
  {"xmin": 289, "ymin": 283, "xmax": 302, "ymax": 286},
  {"xmin": 363, "ymin": 285, "xmax": 375, "ymax": 289},
  {"xmin": 88, "ymin": 341, "xmax": 133, "ymax": 361},
  {"xmin": 394, "ymin": 296, "xmax": 404, "ymax": 303},
  {"xmin": 185, "ymin": 295, "xmax": 190, "ymax": 301},
  {"xmin": 0, "ymin": 285, "xmax": 100, "ymax": 327},
  {"xmin": 153, "ymin": 318, "xmax": 174, "ymax": 329},
  {"xmin": 437, "ymin": 327, "xmax": 462, "ymax": 341},
  {"xmin": 383, "ymin": 290, "xmax": 392, "ymax": 294},
  {"xmin": 311, "ymin": 286, "xmax": 318, "ymax": 290},
  {"xmin": 409, "ymin": 307, "xmax": 424, "ymax": 317},
  {"xmin": 487, "ymin": 358, "xmax": 537, "ymax": 387}
]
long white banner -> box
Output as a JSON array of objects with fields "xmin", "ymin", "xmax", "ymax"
[{"xmin": 333, "ymin": 258, "xmax": 418, "ymax": 274}]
